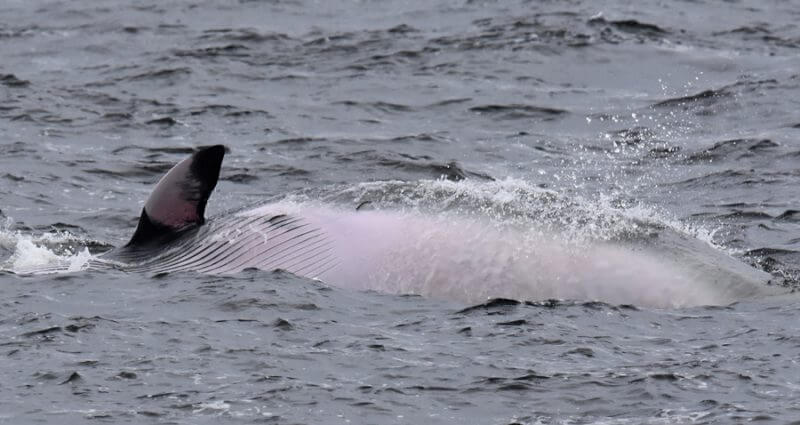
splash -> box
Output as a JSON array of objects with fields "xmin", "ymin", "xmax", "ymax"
[
  {"xmin": 0, "ymin": 221, "xmax": 95, "ymax": 275},
  {"xmin": 318, "ymin": 177, "xmax": 711, "ymax": 246}
]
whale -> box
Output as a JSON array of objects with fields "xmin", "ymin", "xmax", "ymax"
[{"xmin": 12, "ymin": 145, "xmax": 787, "ymax": 308}]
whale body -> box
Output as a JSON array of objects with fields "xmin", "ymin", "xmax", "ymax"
[{"xmin": 85, "ymin": 145, "xmax": 787, "ymax": 308}]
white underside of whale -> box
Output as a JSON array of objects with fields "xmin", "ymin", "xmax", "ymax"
[{"xmin": 232, "ymin": 201, "xmax": 783, "ymax": 308}]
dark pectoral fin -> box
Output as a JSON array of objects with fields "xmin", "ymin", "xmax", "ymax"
[{"xmin": 126, "ymin": 145, "xmax": 226, "ymax": 247}]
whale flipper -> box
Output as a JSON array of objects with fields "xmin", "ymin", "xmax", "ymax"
[
  {"xmin": 126, "ymin": 145, "xmax": 225, "ymax": 247},
  {"xmin": 108, "ymin": 145, "xmax": 335, "ymax": 276}
]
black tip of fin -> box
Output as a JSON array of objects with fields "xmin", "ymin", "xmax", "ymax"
[{"xmin": 126, "ymin": 145, "xmax": 226, "ymax": 247}]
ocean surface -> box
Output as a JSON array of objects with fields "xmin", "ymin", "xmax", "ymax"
[{"xmin": 2, "ymin": 0, "xmax": 800, "ymax": 423}]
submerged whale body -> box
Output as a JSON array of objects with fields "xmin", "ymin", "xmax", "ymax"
[{"xmin": 84, "ymin": 145, "xmax": 784, "ymax": 308}]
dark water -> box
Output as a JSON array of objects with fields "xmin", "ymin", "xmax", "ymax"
[{"xmin": 3, "ymin": 0, "xmax": 800, "ymax": 423}]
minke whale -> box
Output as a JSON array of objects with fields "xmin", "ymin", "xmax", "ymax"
[{"xmin": 72, "ymin": 145, "xmax": 787, "ymax": 307}]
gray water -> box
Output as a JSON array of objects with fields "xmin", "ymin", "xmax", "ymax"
[{"xmin": 2, "ymin": 0, "xmax": 800, "ymax": 423}]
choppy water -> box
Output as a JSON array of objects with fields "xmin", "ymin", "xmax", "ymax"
[{"xmin": 2, "ymin": 0, "xmax": 800, "ymax": 423}]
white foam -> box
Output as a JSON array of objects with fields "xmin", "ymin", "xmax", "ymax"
[
  {"xmin": 7, "ymin": 236, "xmax": 65, "ymax": 270},
  {"xmin": 0, "ymin": 221, "xmax": 95, "ymax": 275}
]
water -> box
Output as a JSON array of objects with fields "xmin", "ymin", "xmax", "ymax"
[{"xmin": 2, "ymin": 0, "xmax": 800, "ymax": 423}]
